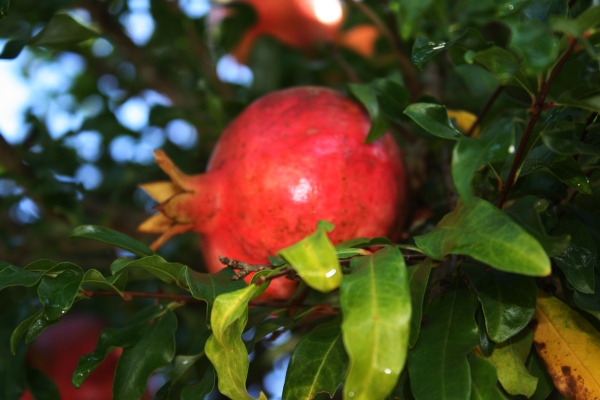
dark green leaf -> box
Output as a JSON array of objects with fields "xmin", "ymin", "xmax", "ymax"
[
  {"xmin": 340, "ymin": 247, "xmax": 411, "ymax": 399},
  {"xmin": 82, "ymin": 270, "xmax": 128, "ymax": 295},
  {"xmin": 113, "ymin": 310, "xmax": 177, "ymax": 400},
  {"xmin": 29, "ymin": 14, "xmax": 99, "ymax": 47},
  {"xmin": 414, "ymin": 198, "xmax": 551, "ymax": 276},
  {"xmin": 573, "ymin": 287, "xmax": 600, "ymax": 321},
  {"xmin": 505, "ymin": 195, "xmax": 570, "ymax": 256},
  {"xmin": 408, "ymin": 258, "xmax": 433, "ymax": 348},
  {"xmin": 542, "ymin": 124, "xmax": 600, "ymax": 156},
  {"xmin": 73, "ymin": 306, "xmax": 167, "ymax": 387},
  {"xmin": 282, "ymin": 318, "xmax": 348, "ymax": 399},
  {"xmin": 464, "ymin": 47, "xmax": 520, "ymax": 85},
  {"xmin": 278, "ymin": 221, "xmax": 341, "ymax": 292},
  {"xmin": 23, "ymin": 259, "xmax": 58, "ymax": 272},
  {"xmin": 404, "ymin": 103, "xmax": 463, "ymax": 140},
  {"xmin": 408, "ymin": 280, "xmax": 479, "ymax": 400},
  {"xmin": 476, "ymin": 309, "xmax": 495, "ymax": 357},
  {"xmin": 24, "ymin": 315, "xmax": 60, "ymax": 344},
  {"xmin": 488, "ymin": 328, "xmax": 537, "ymax": 397},
  {"xmin": 552, "ymin": 218, "xmax": 596, "ymax": 294},
  {"xmin": 468, "ymin": 354, "xmax": 508, "ymax": 400},
  {"xmin": 412, "ymin": 29, "xmax": 491, "ymax": 70},
  {"xmin": 111, "ymin": 255, "xmax": 187, "ymax": 286},
  {"xmin": 10, "ymin": 311, "xmax": 43, "ymax": 355},
  {"xmin": 24, "ymin": 367, "xmax": 61, "ymax": 400},
  {"xmin": 181, "ymin": 366, "xmax": 216, "ymax": 400},
  {"xmin": 390, "ymin": 0, "xmax": 436, "ymax": 39},
  {"xmin": 372, "ymin": 77, "xmax": 411, "ymax": 123},
  {"xmin": 71, "ymin": 225, "xmax": 154, "ymax": 257},
  {"xmin": 452, "ymin": 121, "xmax": 515, "ymax": 200},
  {"xmin": 0, "ymin": 37, "xmax": 28, "ymax": 59},
  {"xmin": 348, "ymin": 83, "xmax": 390, "ymax": 143},
  {"xmin": 556, "ymin": 93, "xmax": 600, "ymax": 114},
  {"xmin": 38, "ymin": 268, "xmax": 84, "ymax": 320},
  {"xmin": 463, "ymin": 264, "xmax": 536, "ymax": 343},
  {"xmin": 185, "ymin": 267, "xmax": 247, "ymax": 312},
  {"xmin": 547, "ymin": 158, "xmax": 592, "ymax": 194},
  {"xmin": 0, "ymin": 264, "xmax": 43, "ymax": 290},
  {"xmin": 509, "ymin": 20, "xmax": 558, "ymax": 74},
  {"xmin": 552, "ymin": 6, "xmax": 600, "ymax": 37},
  {"xmin": 527, "ymin": 350, "xmax": 555, "ymax": 400}
]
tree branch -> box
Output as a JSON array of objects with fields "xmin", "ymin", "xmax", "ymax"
[
  {"xmin": 467, "ymin": 85, "xmax": 505, "ymax": 137},
  {"xmin": 496, "ymin": 39, "xmax": 577, "ymax": 208}
]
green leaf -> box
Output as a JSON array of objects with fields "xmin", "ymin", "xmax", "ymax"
[
  {"xmin": 37, "ymin": 268, "xmax": 84, "ymax": 320},
  {"xmin": 81, "ymin": 269, "xmax": 128, "ymax": 296},
  {"xmin": 340, "ymin": 247, "xmax": 411, "ymax": 400},
  {"xmin": 390, "ymin": 0, "xmax": 435, "ymax": 39},
  {"xmin": 527, "ymin": 350, "xmax": 555, "ymax": 400},
  {"xmin": 463, "ymin": 264, "xmax": 536, "ymax": 343},
  {"xmin": 464, "ymin": 46, "xmax": 521, "ymax": 85},
  {"xmin": 552, "ymin": 218, "xmax": 596, "ymax": 294},
  {"xmin": 573, "ymin": 287, "xmax": 600, "ymax": 321},
  {"xmin": 205, "ymin": 317, "xmax": 254, "ymax": 400},
  {"xmin": 73, "ymin": 306, "xmax": 167, "ymax": 387},
  {"xmin": 28, "ymin": 14, "xmax": 99, "ymax": 47},
  {"xmin": 542, "ymin": 125, "xmax": 600, "ymax": 156},
  {"xmin": 181, "ymin": 366, "xmax": 216, "ymax": 400},
  {"xmin": 0, "ymin": 37, "xmax": 28, "ymax": 59},
  {"xmin": 551, "ymin": 6, "xmax": 600, "ymax": 37},
  {"xmin": 414, "ymin": 198, "xmax": 551, "ymax": 276},
  {"xmin": 24, "ymin": 368, "xmax": 61, "ymax": 400},
  {"xmin": 488, "ymin": 328, "xmax": 538, "ymax": 397},
  {"xmin": 505, "ymin": 195, "xmax": 570, "ymax": 256},
  {"xmin": 71, "ymin": 225, "xmax": 154, "ymax": 257},
  {"xmin": 412, "ymin": 29, "xmax": 492, "ymax": 70},
  {"xmin": 23, "ymin": 259, "xmax": 58, "ymax": 272},
  {"xmin": 408, "ymin": 258, "xmax": 433, "ymax": 348},
  {"xmin": 0, "ymin": 264, "xmax": 43, "ymax": 290},
  {"xmin": 10, "ymin": 311, "xmax": 43, "ymax": 355},
  {"xmin": 111, "ymin": 255, "xmax": 187, "ymax": 286},
  {"xmin": 508, "ymin": 20, "xmax": 558, "ymax": 74},
  {"xmin": 348, "ymin": 83, "xmax": 390, "ymax": 143},
  {"xmin": 113, "ymin": 310, "xmax": 177, "ymax": 400},
  {"xmin": 404, "ymin": 103, "xmax": 463, "ymax": 140},
  {"xmin": 278, "ymin": 221, "xmax": 341, "ymax": 293},
  {"xmin": 408, "ymin": 280, "xmax": 479, "ymax": 400},
  {"xmin": 468, "ymin": 354, "xmax": 508, "ymax": 400},
  {"xmin": 372, "ymin": 77, "xmax": 411, "ymax": 124},
  {"xmin": 185, "ymin": 268, "xmax": 247, "ymax": 317},
  {"xmin": 452, "ymin": 122, "xmax": 515, "ymax": 200},
  {"xmin": 556, "ymin": 93, "xmax": 600, "ymax": 114},
  {"xmin": 282, "ymin": 318, "xmax": 348, "ymax": 399}
]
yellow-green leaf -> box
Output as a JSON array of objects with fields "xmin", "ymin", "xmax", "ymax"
[{"xmin": 532, "ymin": 291, "xmax": 600, "ymax": 400}]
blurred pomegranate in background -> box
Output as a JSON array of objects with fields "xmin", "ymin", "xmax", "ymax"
[
  {"xmin": 211, "ymin": 0, "xmax": 380, "ymax": 63},
  {"xmin": 20, "ymin": 315, "xmax": 120, "ymax": 400}
]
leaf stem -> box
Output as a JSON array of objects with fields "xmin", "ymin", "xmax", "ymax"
[
  {"xmin": 496, "ymin": 39, "xmax": 578, "ymax": 208},
  {"xmin": 467, "ymin": 85, "xmax": 505, "ymax": 137}
]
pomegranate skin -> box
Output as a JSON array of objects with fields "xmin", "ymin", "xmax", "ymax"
[{"xmin": 140, "ymin": 86, "xmax": 407, "ymax": 299}]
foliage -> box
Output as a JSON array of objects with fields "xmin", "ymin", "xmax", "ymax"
[{"xmin": 1, "ymin": 0, "xmax": 600, "ymax": 399}]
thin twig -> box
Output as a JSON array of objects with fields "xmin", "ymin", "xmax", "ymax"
[
  {"xmin": 496, "ymin": 39, "xmax": 578, "ymax": 208},
  {"xmin": 327, "ymin": 43, "xmax": 362, "ymax": 83},
  {"xmin": 467, "ymin": 85, "xmax": 505, "ymax": 137},
  {"xmin": 346, "ymin": 0, "xmax": 422, "ymax": 99}
]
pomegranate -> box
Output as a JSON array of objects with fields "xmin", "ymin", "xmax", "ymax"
[
  {"xmin": 213, "ymin": 0, "xmax": 379, "ymax": 63},
  {"xmin": 20, "ymin": 315, "xmax": 120, "ymax": 400},
  {"xmin": 139, "ymin": 86, "xmax": 407, "ymax": 299}
]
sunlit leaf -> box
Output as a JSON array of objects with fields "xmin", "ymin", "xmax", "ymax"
[
  {"xmin": 341, "ymin": 247, "xmax": 411, "ymax": 400},
  {"xmin": 111, "ymin": 255, "xmax": 187, "ymax": 287},
  {"xmin": 532, "ymin": 291, "xmax": 600, "ymax": 399},
  {"xmin": 408, "ymin": 280, "xmax": 479, "ymax": 400},
  {"xmin": 282, "ymin": 318, "xmax": 348, "ymax": 399},
  {"xmin": 278, "ymin": 221, "xmax": 341, "ymax": 293},
  {"xmin": 488, "ymin": 328, "xmax": 538, "ymax": 397},
  {"xmin": 415, "ymin": 198, "xmax": 550, "ymax": 276}
]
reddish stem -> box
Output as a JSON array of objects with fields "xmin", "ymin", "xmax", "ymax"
[{"xmin": 496, "ymin": 39, "xmax": 578, "ymax": 208}]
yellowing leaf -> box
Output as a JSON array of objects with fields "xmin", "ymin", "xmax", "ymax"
[
  {"xmin": 447, "ymin": 109, "xmax": 479, "ymax": 136},
  {"xmin": 532, "ymin": 291, "xmax": 600, "ymax": 400}
]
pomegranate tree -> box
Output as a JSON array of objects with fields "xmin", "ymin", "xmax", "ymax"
[{"xmin": 139, "ymin": 86, "xmax": 407, "ymax": 299}]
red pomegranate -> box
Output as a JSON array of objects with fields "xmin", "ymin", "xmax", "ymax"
[
  {"xmin": 20, "ymin": 315, "xmax": 120, "ymax": 400},
  {"xmin": 139, "ymin": 86, "xmax": 407, "ymax": 299}
]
